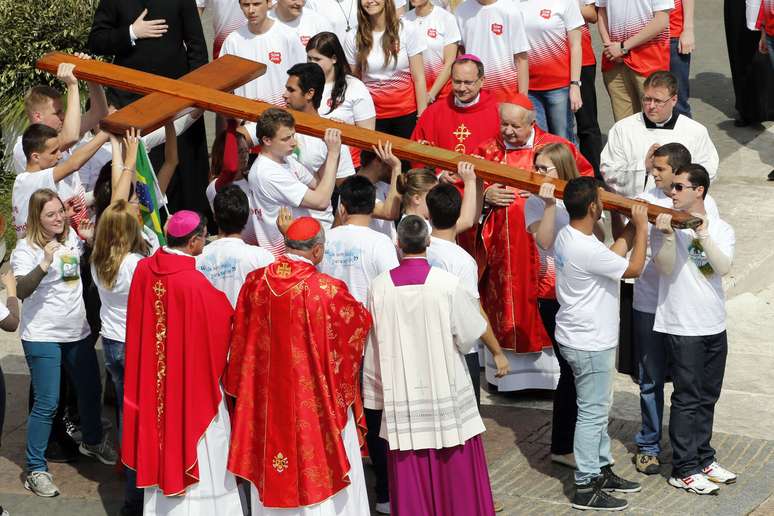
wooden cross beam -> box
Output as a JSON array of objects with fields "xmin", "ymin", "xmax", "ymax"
[{"xmin": 36, "ymin": 51, "xmax": 699, "ymax": 228}]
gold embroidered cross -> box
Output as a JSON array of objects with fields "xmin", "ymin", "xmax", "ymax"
[
  {"xmin": 153, "ymin": 281, "xmax": 166, "ymax": 298},
  {"xmin": 276, "ymin": 262, "xmax": 292, "ymax": 278},
  {"xmin": 453, "ymin": 123, "xmax": 471, "ymax": 143}
]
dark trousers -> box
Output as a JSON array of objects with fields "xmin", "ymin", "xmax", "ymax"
[
  {"xmin": 364, "ymin": 407, "xmax": 389, "ymax": 504},
  {"xmin": 375, "ymin": 112, "xmax": 417, "ymax": 139},
  {"xmin": 670, "ymin": 38, "xmax": 693, "ymax": 118},
  {"xmin": 0, "ymin": 364, "xmax": 5, "ymax": 447},
  {"xmin": 667, "ymin": 331, "xmax": 728, "ymax": 478},
  {"xmin": 465, "ymin": 351, "xmax": 482, "ymax": 407},
  {"xmin": 574, "ymin": 65, "xmax": 603, "ymax": 179},
  {"xmin": 540, "ymin": 298, "xmax": 577, "ymax": 455}
]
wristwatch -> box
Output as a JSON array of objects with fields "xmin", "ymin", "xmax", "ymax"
[
  {"xmin": 620, "ymin": 41, "xmax": 629, "ymax": 55},
  {"xmin": 570, "ymin": 80, "xmax": 582, "ymax": 87}
]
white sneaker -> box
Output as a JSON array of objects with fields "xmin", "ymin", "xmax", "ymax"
[
  {"xmin": 375, "ymin": 501, "xmax": 391, "ymax": 514},
  {"xmin": 24, "ymin": 471, "xmax": 60, "ymax": 497},
  {"xmin": 551, "ymin": 453, "xmax": 577, "ymax": 469},
  {"xmin": 703, "ymin": 462, "xmax": 737, "ymax": 484},
  {"xmin": 668, "ymin": 473, "xmax": 720, "ymax": 495}
]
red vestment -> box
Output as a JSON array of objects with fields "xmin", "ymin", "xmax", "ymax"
[
  {"xmin": 411, "ymin": 89, "xmax": 501, "ymax": 256},
  {"xmin": 224, "ymin": 256, "xmax": 372, "ymax": 508},
  {"xmin": 123, "ymin": 249, "xmax": 234, "ymax": 495},
  {"xmin": 475, "ymin": 127, "xmax": 594, "ymax": 352}
]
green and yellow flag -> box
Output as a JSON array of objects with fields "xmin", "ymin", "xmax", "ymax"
[{"xmin": 133, "ymin": 142, "xmax": 167, "ymax": 246}]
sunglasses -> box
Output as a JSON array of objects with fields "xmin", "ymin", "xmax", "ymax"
[{"xmin": 670, "ymin": 183, "xmax": 699, "ymax": 192}]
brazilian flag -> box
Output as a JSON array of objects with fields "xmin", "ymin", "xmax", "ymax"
[{"xmin": 134, "ymin": 141, "xmax": 167, "ymax": 246}]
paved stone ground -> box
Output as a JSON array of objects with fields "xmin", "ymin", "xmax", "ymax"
[{"xmin": 1, "ymin": 0, "xmax": 774, "ymax": 514}]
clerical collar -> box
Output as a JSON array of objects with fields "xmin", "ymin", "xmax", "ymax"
[
  {"xmin": 454, "ymin": 93, "xmax": 480, "ymax": 108},
  {"xmin": 285, "ymin": 253, "xmax": 314, "ymax": 265},
  {"xmin": 504, "ymin": 128, "xmax": 535, "ymax": 150},
  {"xmin": 163, "ymin": 246, "xmax": 193, "ymax": 257},
  {"xmin": 643, "ymin": 110, "xmax": 679, "ymax": 130}
]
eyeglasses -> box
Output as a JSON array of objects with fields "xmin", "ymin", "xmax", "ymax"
[
  {"xmin": 670, "ymin": 182, "xmax": 699, "ymax": 192},
  {"xmin": 535, "ymin": 165, "xmax": 557, "ymax": 174},
  {"xmin": 641, "ymin": 95, "xmax": 675, "ymax": 106}
]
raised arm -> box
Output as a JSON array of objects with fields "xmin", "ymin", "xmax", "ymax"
[
  {"xmin": 300, "ymin": 129, "xmax": 341, "ymax": 210},
  {"xmin": 53, "ymin": 131, "xmax": 110, "ymax": 182},
  {"xmin": 455, "ymin": 161, "xmax": 483, "ymax": 233},
  {"xmin": 112, "ymin": 128, "xmax": 139, "ymax": 203},
  {"xmin": 57, "ymin": 63, "xmax": 81, "ymax": 151},
  {"xmin": 156, "ymin": 122, "xmax": 179, "ymax": 194},
  {"xmin": 371, "ymin": 141, "xmax": 402, "ymax": 221}
]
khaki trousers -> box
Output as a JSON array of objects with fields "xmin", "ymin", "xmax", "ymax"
[{"xmin": 603, "ymin": 63, "xmax": 648, "ymax": 121}]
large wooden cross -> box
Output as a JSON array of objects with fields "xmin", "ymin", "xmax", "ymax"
[{"xmin": 36, "ymin": 51, "xmax": 699, "ymax": 228}]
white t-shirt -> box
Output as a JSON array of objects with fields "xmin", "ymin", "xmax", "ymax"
[
  {"xmin": 369, "ymin": 180, "xmax": 398, "ymax": 241},
  {"xmin": 455, "ymin": 0, "xmax": 531, "ymax": 103},
  {"xmin": 197, "ymin": 0, "xmax": 247, "ymax": 57},
  {"xmin": 196, "ymin": 237, "xmax": 275, "ymax": 307},
  {"xmin": 268, "ymin": 7, "xmax": 333, "ymax": 50},
  {"xmin": 220, "ymin": 22, "xmax": 306, "ymax": 106},
  {"xmin": 318, "ymin": 75, "xmax": 376, "ymax": 124},
  {"xmin": 554, "ymin": 225, "xmax": 629, "ymax": 351},
  {"xmin": 0, "ymin": 302, "xmax": 9, "ymax": 322},
  {"xmin": 404, "ymin": 6, "xmax": 461, "ymax": 93},
  {"xmin": 12, "ymin": 168, "xmax": 87, "ymax": 238},
  {"xmin": 343, "ymin": 20, "xmax": 427, "ymax": 118},
  {"xmin": 524, "ymin": 196, "xmax": 570, "ymax": 253},
  {"xmin": 11, "ymin": 230, "xmax": 90, "ymax": 342},
  {"xmin": 652, "ymin": 217, "xmax": 735, "ymax": 336},
  {"xmin": 306, "ymin": 0, "xmax": 407, "ymax": 41},
  {"xmin": 318, "ymin": 224, "xmax": 399, "ymax": 304},
  {"xmin": 206, "ymin": 178, "xmax": 259, "ymax": 245},
  {"xmin": 91, "ymin": 253, "xmax": 143, "ymax": 342},
  {"xmin": 248, "ymin": 154, "xmax": 316, "ymax": 256}
]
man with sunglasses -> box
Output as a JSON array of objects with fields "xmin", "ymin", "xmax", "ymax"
[
  {"xmin": 600, "ymin": 70, "xmax": 718, "ymax": 199},
  {"xmin": 651, "ymin": 164, "xmax": 736, "ymax": 495}
]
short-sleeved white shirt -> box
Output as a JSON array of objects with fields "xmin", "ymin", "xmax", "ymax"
[
  {"xmin": 91, "ymin": 253, "xmax": 143, "ymax": 342},
  {"xmin": 306, "ymin": 0, "xmax": 407, "ymax": 41},
  {"xmin": 524, "ymin": 196, "xmax": 571, "ymax": 253},
  {"xmin": 521, "ymin": 0, "xmax": 585, "ymax": 91},
  {"xmin": 318, "ymin": 224, "xmax": 399, "ymax": 304},
  {"xmin": 12, "ymin": 169, "xmax": 87, "ymax": 238},
  {"xmin": 206, "ymin": 178, "xmax": 259, "ymax": 245},
  {"xmin": 455, "ymin": 0, "xmax": 531, "ymax": 103},
  {"xmin": 554, "ymin": 225, "xmax": 629, "ymax": 351},
  {"xmin": 404, "ymin": 6, "xmax": 461, "ymax": 94},
  {"xmin": 248, "ymin": 154, "xmax": 316, "ymax": 256},
  {"xmin": 269, "ymin": 7, "xmax": 333, "ymax": 50},
  {"xmin": 220, "ymin": 22, "xmax": 307, "ymax": 106},
  {"xmin": 197, "ymin": 0, "xmax": 247, "ymax": 57},
  {"xmin": 369, "ymin": 180, "xmax": 398, "ymax": 241},
  {"xmin": 652, "ymin": 216, "xmax": 735, "ymax": 336},
  {"xmin": 196, "ymin": 237, "xmax": 275, "ymax": 307},
  {"xmin": 343, "ymin": 20, "xmax": 428, "ymax": 118},
  {"xmin": 11, "ymin": 230, "xmax": 90, "ymax": 342},
  {"xmin": 318, "ymin": 75, "xmax": 376, "ymax": 124}
]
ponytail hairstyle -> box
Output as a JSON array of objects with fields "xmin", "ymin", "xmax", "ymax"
[
  {"xmin": 355, "ymin": 0, "xmax": 401, "ymax": 75},
  {"xmin": 396, "ymin": 168, "xmax": 438, "ymax": 213},
  {"xmin": 307, "ymin": 32, "xmax": 353, "ymax": 115}
]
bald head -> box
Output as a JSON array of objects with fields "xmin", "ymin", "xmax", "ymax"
[
  {"xmin": 498, "ymin": 103, "xmax": 535, "ymax": 125},
  {"xmin": 499, "ymin": 103, "xmax": 535, "ymax": 147}
]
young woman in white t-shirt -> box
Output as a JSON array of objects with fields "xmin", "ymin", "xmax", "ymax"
[
  {"xmin": 307, "ymin": 31, "xmax": 376, "ymax": 167},
  {"xmin": 11, "ymin": 189, "xmax": 116, "ymax": 497},
  {"xmin": 346, "ymin": 0, "xmax": 428, "ymax": 138}
]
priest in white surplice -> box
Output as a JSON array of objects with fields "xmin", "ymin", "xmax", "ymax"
[{"xmin": 363, "ymin": 215, "xmax": 496, "ymax": 515}]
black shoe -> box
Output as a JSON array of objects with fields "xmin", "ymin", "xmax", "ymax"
[
  {"xmin": 733, "ymin": 117, "xmax": 750, "ymax": 127},
  {"xmin": 572, "ymin": 481, "xmax": 628, "ymax": 511},
  {"xmin": 768, "ymin": 170, "xmax": 774, "ymax": 181},
  {"xmin": 45, "ymin": 440, "xmax": 79, "ymax": 463},
  {"xmin": 600, "ymin": 465, "xmax": 642, "ymax": 493}
]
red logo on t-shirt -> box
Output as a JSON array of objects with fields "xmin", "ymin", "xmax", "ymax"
[
  {"xmin": 427, "ymin": 28, "xmax": 437, "ymax": 39},
  {"xmin": 268, "ymin": 51, "xmax": 282, "ymax": 64},
  {"xmin": 540, "ymin": 9, "xmax": 551, "ymax": 19},
  {"xmin": 300, "ymin": 36, "xmax": 310, "ymax": 46},
  {"xmin": 491, "ymin": 23, "xmax": 503, "ymax": 35},
  {"xmin": 327, "ymin": 98, "xmax": 333, "ymax": 107}
]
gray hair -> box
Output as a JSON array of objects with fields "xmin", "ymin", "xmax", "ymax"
[
  {"xmin": 498, "ymin": 103, "xmax": 536, "ymax": 125},
  {"xmin": 397, "ymin": 215, "xmax": 429, "ymax": 254},
  {"xmin": 285, "ymin": 228, "xmax": 325, "ymax": 251}
]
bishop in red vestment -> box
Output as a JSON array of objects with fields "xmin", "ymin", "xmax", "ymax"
[
  {"xmin": 123, "ymin": 211, "xmax": 242, "ymax": 514},
  {"xmin": 225, "ymin": 217, "xmax": 372, "ymax": 515},
  {"xmin": 476, "ymin": 99, "xmax": 594, "ymax": 357}
]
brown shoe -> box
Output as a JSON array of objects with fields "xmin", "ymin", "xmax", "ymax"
[
  {"xmin": 493, "ymin": 500, "xmax": 504, "ymax": 512},
  {"xmin": 634, "ymin": 453, "xmax": 660, "ymax": 475}
]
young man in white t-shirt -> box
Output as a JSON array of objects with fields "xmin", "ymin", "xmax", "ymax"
[
  {"xmin": 554, "ymin": 176, "xmax": 648, "ymax": 511},
  {"xmin": 220, "ymin": 0, "xmax": 306, "ymax": 107},
  {"xmin": 197, "ymin": 185, "xmax": 275, "ymax": 307},
  {"xmin": 248, "ymin": 108, "xmax": 341, "ymax": 256},
  {"xmin": 13, "ymin": 124, "xmax": 110, "ymax": 238},
  {"xmin": 651, "ymin": 164, "xmax": 737, "ymax": 495},
  {"xmin": 425, "ymin": 167, "xmax": 509, "ymax": 407},
  {"xmin": 268, "ymin": 0, "xmax": 333, "ymax": 50}
]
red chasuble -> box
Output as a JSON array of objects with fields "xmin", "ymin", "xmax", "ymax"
[
  {"xmin": 475, "ymin": 127, "xmax": 594, "ymax": 353},
  {"xmin": 224, "ymin": 256, "xmax": 372, "ymax": 508},
  {"xmin": 122, "ymin": 249, "xmax": 233, "ymax": 495}
]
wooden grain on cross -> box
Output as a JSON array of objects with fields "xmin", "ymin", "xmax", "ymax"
[{"xmin": 36, "ymin": 51, "xmax": 699, "ymax": 228}]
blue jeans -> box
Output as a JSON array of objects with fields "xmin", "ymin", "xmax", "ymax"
[
  {"xmin": 22, "ymin": 338, "xmax": 103, "ymax": 472},
  {"xmin": 670, "ymin": 37, "xmax": 692, "ymax": 118},
  {"xmin": 560, "ymin": 345, "xmax": 615, "ymax": 484},
  {"xmin": 633, "ymin": 310, "xmax": 668, "ymax": 455},
  {"xmin": 102, "ymin": 338, "xmax": 125, "ymax": 443},
  {"xmin": 528, "ymin": 88, "xmax": 576, "ymax": 143}
]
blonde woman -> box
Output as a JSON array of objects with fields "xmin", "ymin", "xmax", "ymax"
[{"xmin": 11, "ymin": 189, "xmax": 116, "ymax": 498}]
